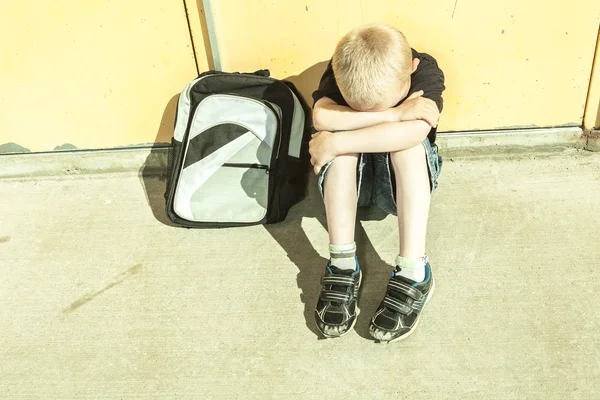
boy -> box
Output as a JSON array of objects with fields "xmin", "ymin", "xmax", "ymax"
[{"xmin": 309, "ymin": 23, "xmax": 445, "ymax": 342}]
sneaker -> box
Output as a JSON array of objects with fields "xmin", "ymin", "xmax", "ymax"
[
  {"xmin": 369, "ymin": 262, "xmax": 435, "ymax": 342},
  {"xmin": 314, "ymin": 258, "xmax": 361, "ymax": 338}
]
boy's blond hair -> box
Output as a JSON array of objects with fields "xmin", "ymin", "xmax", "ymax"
[{"xmin": 332, "ymin": 24, "xmax": 412, "ymax": 110}]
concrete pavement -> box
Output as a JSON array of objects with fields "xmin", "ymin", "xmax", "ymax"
[{"xmin": 1, "ymin": 147, "xmax": 599, "ymax": 399}]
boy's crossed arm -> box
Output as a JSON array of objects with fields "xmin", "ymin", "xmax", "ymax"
[
  {"xmin": 313, "ymin": 90, "xmax": 438, "ymax": 131},
  {"xmin": 310, "ymin": 91, "xmax": 440, "ymax": 175}
]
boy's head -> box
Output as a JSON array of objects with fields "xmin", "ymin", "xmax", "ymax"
[{"xmin": 332, "ymin": 24, "xmax": 417, "ymax": 112}]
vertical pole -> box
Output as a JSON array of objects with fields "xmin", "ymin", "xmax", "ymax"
[{"xmin": 202, "ymin": 0, "xmax": 222, "ymax": 72}]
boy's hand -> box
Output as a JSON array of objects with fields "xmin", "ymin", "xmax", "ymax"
[
  {"xmin": 393, "ymin": 90, "xmax": 440, "ymax": 127},
  {"xmin": 309, "ymin": 131, "xmax": 337, "ymax": 175}
]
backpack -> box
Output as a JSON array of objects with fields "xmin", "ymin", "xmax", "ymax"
[{"xmin": 165, "ymin": 69, "xmax": 312, "ymax": 228}]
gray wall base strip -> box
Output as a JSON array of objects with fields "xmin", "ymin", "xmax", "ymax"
[
  {"xmin": 0, "ymin": 147, "xmax": 171, "ymax": 179},
  {"xmin": 0, "ymin": 127, "xmax": 585, "ymax": 179},
  {"xmin": 436, "ymin": 127, "xmax": 584, "ymax": 157}
]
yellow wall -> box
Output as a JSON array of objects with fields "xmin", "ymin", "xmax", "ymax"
[
  {"xmin": 0, "ymin": 1, "xmax": 206, "ymax": 153},
  {"xmin": 210, "ymin": 0, "xmax": 600, "ymax": 132},
  {"xmin": 0, "ymin": 1, "xmax": 599, "ymax": 153}
]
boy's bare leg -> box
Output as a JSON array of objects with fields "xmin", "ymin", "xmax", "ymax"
[
  {"xmin": 369, "ymin": 143, "xmax": 434, "ymax": 342},
  {"xmin": 315, "ymin": 153, "xmax": 361, "ymax": 338},
  {"xmin": 323, "ymin": 154, "xmax": 359, "ymax": 246},
  {"xmin": 390, "ymin": 144, "xmax": 431, "ymax": 282}
]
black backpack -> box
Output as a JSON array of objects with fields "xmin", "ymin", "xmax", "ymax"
[{"xmin": 165, "ymin": 70, "xmax": 312, "ymax": 228}]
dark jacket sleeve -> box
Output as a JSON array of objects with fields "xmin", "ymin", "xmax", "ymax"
[
  {"xmin": 407, "ymin": 53, "xmax": 445, "ymax": 113},
  {"xmin": 311, "ymin": 61, "xmax": 348, "ymax": 107}
]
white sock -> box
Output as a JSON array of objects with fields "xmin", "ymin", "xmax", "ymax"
[
  {"xmin": 329, "ymin": 242, "xmax": 357, "ymax": 271},
  {"xmin": 395, "ymin": 255, "xmax": 427, "ymax": 282}
]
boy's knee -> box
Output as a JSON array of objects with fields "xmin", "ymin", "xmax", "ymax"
[
  {"xmin": 330, "ymin": 153, "xmax": 359, "ymax": 169},
  {"xmin": 321, "ymin": 153, "xmax": 359, "ymax": 193},
  {"xmin": 390, "ymin": 145, "xmax": 424, "ymax": 165}
]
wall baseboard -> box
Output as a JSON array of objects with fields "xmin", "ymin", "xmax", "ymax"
[
  {"xmin": 0, "ymin": 127, "xmax": 586, "ymax": 179},
  {"xmin": 436, "ymin": 126, "xmax": 585, "ymax": 157}
]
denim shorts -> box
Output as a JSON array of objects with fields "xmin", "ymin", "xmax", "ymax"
[{"xmin": 317, "ymin": 137, "xmax": 442, "ymax": 216}]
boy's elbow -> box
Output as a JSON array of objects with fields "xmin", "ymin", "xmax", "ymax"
[
  {"xmin": 312, "ymin": 108, "xmax": 328, "ymax": 132},
  {"xmin": 412, "ymin": 120, "xmax": 433, "ymax": 140},
  {"xmin": 394, "ymin": 120, "xmax": 432, "ymax": 145}
]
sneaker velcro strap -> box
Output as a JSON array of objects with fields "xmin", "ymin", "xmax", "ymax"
[
  {"xmin": 383, "ymin": 295, "xmax": 413, "ymax": 315},
  {"xmin": 320, "ymin": 290, "xmax": 352, "ymax": 303},
  {"xmin": 321, "ymin": 275, "xmax": 356, "ymax": 286},
  {"xmin": 387, "ymin": 279, "xmax": 424, "ymax": 301},
  {"xmin": 410, "ymin": 298, "xmax": 426, "ymax": 312}
]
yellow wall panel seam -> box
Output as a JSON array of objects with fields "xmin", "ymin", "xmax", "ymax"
[
  {"xmin": 183, "ymin": 0, "xmax": 201, "ymax": 75},
  {"xmin": 184, "ymin": 0, "xmax": 217, "ymax": 71},
  {"xmin": 583, "ymin": 25, "xmax": 600, "ymax": 130}
]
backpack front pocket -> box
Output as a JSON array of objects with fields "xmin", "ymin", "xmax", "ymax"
[{"xmin": 172, "ymin": 94, "xmax": 278, "ymax": 223}]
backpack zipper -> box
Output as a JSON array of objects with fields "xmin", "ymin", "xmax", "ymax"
[{"xmin": 222, "ymin": 163, "xmax": 270, "ymax": 173}]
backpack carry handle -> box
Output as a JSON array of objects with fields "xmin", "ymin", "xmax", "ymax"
[
  {"xmin": 252, "ymin": 69, "xmax": 270, "ymax": 77},
  {"xmin": 197, "ymin": 69, "xmax": 271, "ymax": 79}
]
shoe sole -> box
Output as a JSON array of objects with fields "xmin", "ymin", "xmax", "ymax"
[
  {"xmin": 378, "ymin": 277, "xmax": 436, "ymax": 344},
  {"xmin": 318, "ymin": 272, "xmax": 363, "ymax": 339}
]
